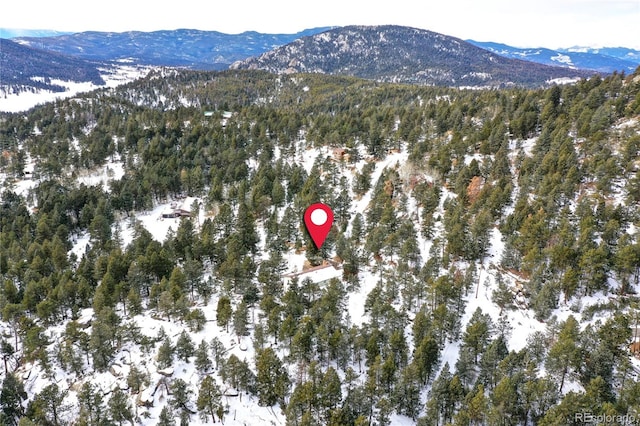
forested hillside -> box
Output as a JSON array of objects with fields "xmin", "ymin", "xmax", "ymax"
[
  {"xmin": 231, "ymin": 26, "xmax": 593, "ymax": 87},
  {"xmin": 0, "ymin": 38, "xmax": 105, "ymax": 93},
  {"xmin": 13, "ymin": 28, "xmax": 332, "ymax": 70},
  {"xmin": 0, "ymin": 67, "xmax": 639, "ymax": 425}
]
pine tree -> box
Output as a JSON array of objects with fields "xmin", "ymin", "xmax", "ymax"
[
  {"xmin": 90, "ymin": 308, "xmax": 119, "ymax": 372},
  {"xmin": 240, "ymin": 358, "xmax": 257, "ymax": 396},
  {"xmin": 427, "ymin": 363, "xmax": 454, "ymax": 425},
  {"xmin": 175, "ymin": 331, "xmax": 195, "ymax": 362},
  {"xmin": 350, "ymin": 213, "xmax": 365, "ymax": 245},
  {"xmin": 26, "ymin": 383, "xmax": 69, "ymax": 426},
  {"xmin": 233, "ymin": 300, "xmax": 249, "ymax": 341},
  {"xmin": 412, "ymin": 334, "xmax": 439, "ymax": 385},
  {"xmin": 157, "ymin": 406, "xmax": 175, "ymax": 426},
  {"xmin": 168, "ymin": 266, "xmax": 187, "ymax": 301},
  {"xmin": 526, "ymin": 377, "xmax": 559, "ymax": 425},
  {"xmin": 125, "ymin": 288, "xmax": 143, "ymax": 317},
  {"xmin": 236, "ymin": 201, "xmax": 259, "ymax": 254},
  {"xmin": 491, "ymin": 275, "xmax": 513, "ymax": 315},
  {"xmin": 17, "ymin": 417, "xmax": 38, "ymax": 426},
  {"xmin": 185, "ymin": 308, "xmax": 207, "ymax": 333},
  {"xmin": 477, "ymin": 335, "xmax": 509, "ymax": 391},
  {"xmin": 210, "ymin": 337, "xmax": 226, "ymax": 370},
  {"xmin": 195, "ymin": 340, "xmax": 212, "ymax": 374},
  {"xmin": 216, "ymin": 296, "xmax": 233, "ymax": 332},
  {"xmin": 537, "ymin": 390, "xmax": 587, "ymax": 426},
  {"xmin": 465, "ymin": 384, "xmax": 488, "ymax": 426},
  {"xmin": 393, "ymin": 364, "xmax": 421, "ymax": 420},
  {"xmin": 487, "ymin": 376, "xmax": 521, "ymax": 425},
  {"xmin": 0, "ymin": 373, "xmax": 26, "ymax": 426},
  {"xmin": 157, "ymin": 337, "xmax": 174, "ymax": 370},
  {"xmin": 76, "ymin": 382, "xmax": 107, "ymax": 425},
  {"xmin": 545, "ymin": 315, "xmax": 580, "ymax": 393},
  {"xmin": 196, "ymin": 376, "xmax": 222, "ymax": 423},
  {"xmin": 126, "ymin": 365, "xmax": 147, "ymax": 394},
  {"xmin": 578, "ymin": 246, "xmax": 609, "ymax": 295},
  {"xmin": 285, "ymin": 381, "xmax": 315, "ymax": 425},
  {"xmin": 320, "ymin": 367, "xmax": 342, "ymax": 415},
  {"xmin": 222, "ymin": 354, "xmax": 242, "ymax": 390},
  {"xmin": 255, "ymin": 347, "xmax": 290, "ymax": 406},
  {"xmin": 614, "ymin": 240, "xmax": 640, "ymax": 294},
  {"xmin": 455, "ymin": 347, "xmax": 477, "ymax": 389},
  {"xmin": 169, "ymin": 379, "xmax": 194, "ymax": 421},
  {"xmin": 108, "ymin": 388, "xmax": 133, "ymax": 426},
  {"xmin": 291, "ymin": 316, "xmax": 314, "ymax": 363},
  {"xmin": 376, "ymin": 397, "xmax": 392, "ymax": 426},
  {"xmin": 462, "ymin": 308, "xmax": 493, "ymax": 364}
]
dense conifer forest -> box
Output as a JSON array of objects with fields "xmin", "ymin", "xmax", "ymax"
[{"xmin": 0, "ymin": 68, "xmax": 639, "ymax": 425}]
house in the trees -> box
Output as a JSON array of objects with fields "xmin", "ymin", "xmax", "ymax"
[
  {"xmin": 161, "ymin": 200, "xmax": 192, "ymax": 219},
  {"xmin": 282, "ymin": 261, "xmax": 342, "ymax": 288},
  {"xmin": 332, "ymin": 147, "xmax": 347, "ymax": 161}
]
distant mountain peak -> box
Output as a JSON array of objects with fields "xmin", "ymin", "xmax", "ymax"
[
  {"xmin": 232, "ymin": 25, "xmax": 593, "ymax": 87},
  {"xmin": 469, "ymin": 40, "xmax": 640, "ymax": 73}
]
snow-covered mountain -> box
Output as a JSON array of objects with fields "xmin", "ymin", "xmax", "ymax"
[
  {"xmin": 9, "ymin": 26, "xmax": 639, "ymax": 78},
  {"xmin": 468, "ymin": 40, "xmax": 640, "ymax": 73},
  {"xmin": 231, "ymin": 25, "xmax": 594, "ymax": 87}
]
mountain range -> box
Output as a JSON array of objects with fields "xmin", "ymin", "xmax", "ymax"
[
  {"xmin": 12, "ymin": 28, "xmax": 332, "ymax": 70},
  {"xmin": 2, "ymin": 24, "xmax": 638, "ymax": 102},
  {"xmin": 231, "ymin": 25, "xmax": 592, "ymax": 87},
  {"xmin": 468, "ymin": 40, "xmax": 640, "ymax": 73},
  {"xmin": 9, "ymin": 26, "xmax": 638, "ymax": 75}
]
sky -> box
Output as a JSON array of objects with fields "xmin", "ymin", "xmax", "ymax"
[{"xmin": 1, "ymin": 0, "xmax": 639, "ymax": 49}]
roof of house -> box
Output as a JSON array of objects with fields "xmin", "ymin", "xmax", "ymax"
[{"xmin": 283, "ymin": 263, "xmax": 342, "ymax": 284}]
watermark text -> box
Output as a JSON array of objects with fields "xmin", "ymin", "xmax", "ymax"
[{"xmin": 574, "ymin": 413, "xmax": 638, "ymax": 425}]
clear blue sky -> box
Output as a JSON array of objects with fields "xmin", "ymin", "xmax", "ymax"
[{"xmin": 1, "ymin": 0, "xmax": 639, "ymax": 49}]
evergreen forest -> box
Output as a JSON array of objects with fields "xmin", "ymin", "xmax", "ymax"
[{"xmin": 0, "ymin": 68, "xmax": 640, "ymax": 425}]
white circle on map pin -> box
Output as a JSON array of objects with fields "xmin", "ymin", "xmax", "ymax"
[{"xmin": 310, "ymin": 208, "xmax": 328, "ymax": 226}]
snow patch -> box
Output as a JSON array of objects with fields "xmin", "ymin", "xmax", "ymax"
[
  {"xmin": 546, "ymin": 76, "xmax": 581, "ymax": 85},
  {"xmin": 551, "ymin": 53, "xmax": 573, "ymax": 66}
]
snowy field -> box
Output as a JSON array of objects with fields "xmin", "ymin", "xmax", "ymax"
[{"xmin": 0, "ymin": 65, "xmax": 152, "ymax": 112}]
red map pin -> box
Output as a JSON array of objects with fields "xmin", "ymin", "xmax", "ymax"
[{"xmin": 304, "ymin": 203, "xmax": 334, "ymax": 249}]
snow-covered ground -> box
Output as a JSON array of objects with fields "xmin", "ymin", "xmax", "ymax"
[
  {"xmin": 76, "ymin": 160, "xmax": 125, "ymax": 192},
  {"xmin": 0, "ymin": 65, "xmax": 152, "ymax": 113},
  {"xmin": 0, "ymin": 81, "xmax": 101, "ymax": 113},
  {"xmin": 104, "ymin": 196, "xmax": 205, "ymax": 255},
  {"xmin": 546, "ymin": 76, "xmax": 581, "ymax": 85},
  {"xmin": 5, "ymin": 115, "xmax": 638, "ymax": 424}
]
